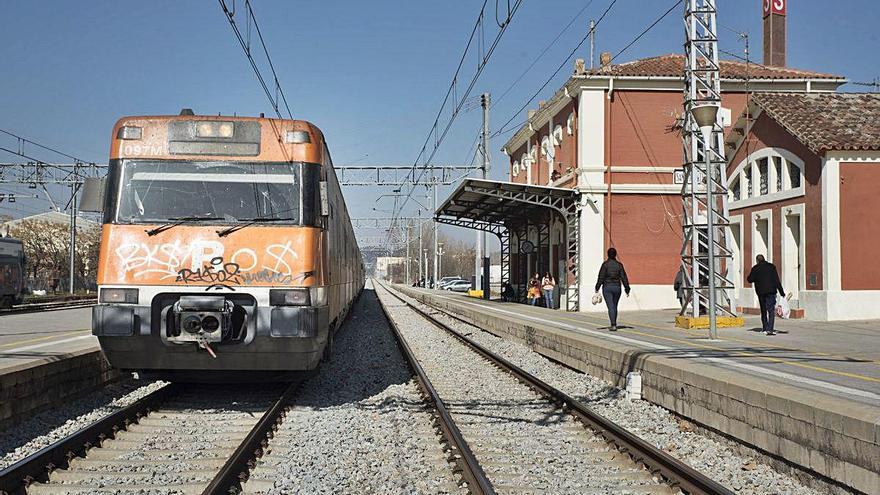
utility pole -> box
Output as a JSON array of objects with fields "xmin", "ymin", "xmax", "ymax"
[
  {"xmin": 477, "ymin": 92, "xmax": 490, "ymax": 295},
  {"xmin": 679, "ymin": 0, "xmax": 737, "ymax": 336},
  {"xmin": 405, "ymin": 223, "xmax": 412, "ymax": 283},
  {"xmin": 433, "ymin": 179, "xmax": 439, "ymax": 285},
  {"xmin": 68, "ymin": 184, "xmax": 78, "ymax": 294},
  {"xmin": 589, "ymin": 20, "xmax": 596, "ymax": 68},
  {"xmin": 418, "ymin": 220, "xmax": 423, "ymax": 283}
]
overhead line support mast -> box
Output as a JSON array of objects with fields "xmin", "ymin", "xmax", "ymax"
[{"xmin": 679, "ymin": 0, "xmax": 738, "ymax": 333}]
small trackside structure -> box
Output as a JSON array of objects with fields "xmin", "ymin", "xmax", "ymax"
[{"xmin": 435, "ymin": 179, "xmax": 581, "ymax": 310}]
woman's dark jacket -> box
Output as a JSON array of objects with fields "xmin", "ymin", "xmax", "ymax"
[{"xmin": 595, "ymin": 259, "xmax": 631, "ymax": 293}]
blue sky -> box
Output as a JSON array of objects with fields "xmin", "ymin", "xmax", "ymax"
[{"xmin": 2, "ymin": 0, "xmax": 877, "ymax": 241}]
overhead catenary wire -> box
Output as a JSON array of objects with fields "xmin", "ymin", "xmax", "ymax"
[
  {"xmin": 492, "ymin": 0, "xmax": 683, "ymax": 139},
  {"xmin": 0, "ymin": 147, "xmax": 93, "ymax": 181},
  {"xmin": 492, "ymin": 0, "xmax": 596, "ymax": 110},
  {"xmin": 0, "ymin": 128, "xmax": 97, "ymax": 165},
  {"xmin": 492, "ymin": 0, "xmax": 617, "ymax": 139},
  {"xmin": 607, "ymin": 0, "xmax": 681, "ymax": 64},
  {"xmin": 391, "ymin": 0, "xmax": 524, "ymax": 227},
  {"xmin": 218, "ymin": 0, "xmax": 293, "ymax": 120}
]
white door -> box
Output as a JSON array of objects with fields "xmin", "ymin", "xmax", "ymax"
[
  {"xmin": 783, "ymin": 214, "xmax": 802, "ymax": 301},
  {"xmin": 729, "ymin": 222, "xmax": 742, "ymax": 305}
]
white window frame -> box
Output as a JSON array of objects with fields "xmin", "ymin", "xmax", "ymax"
[
  {"xmin": 729, "ymin": 148, "xmax": 805, "ymax": 209},
  {"xmin": 729, "ymin": 175, "xmax": 741, "ymax": 202},
  {"xmin": 751, "ymin": 208, "xmax": 774, "ymax": 264}
]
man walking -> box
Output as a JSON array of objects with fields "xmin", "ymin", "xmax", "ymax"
[{"xmin": 747, "ymin": 255, "xmax": 785, "ymax": 335}]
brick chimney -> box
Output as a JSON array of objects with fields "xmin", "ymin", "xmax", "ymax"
[{"xmin": 763, "ymin": 0, "xmax": 786, "ymax": 66}]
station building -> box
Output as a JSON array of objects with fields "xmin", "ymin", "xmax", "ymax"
[
  {"xmin": 724, "ymin": 92, "xmax": 880, "ymax": 320},
  {"xmin": 494, "ymin": 53, "xmax": 845, "ymax": 313}
]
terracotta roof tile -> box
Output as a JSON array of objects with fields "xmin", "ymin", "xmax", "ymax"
[
  {"xmin": 750, "ymin": 93, "xmax": 880, "ymax": 154},
  {"xmin": 584, "ymin": 54, "xmax": 844, "ymax": 80}
]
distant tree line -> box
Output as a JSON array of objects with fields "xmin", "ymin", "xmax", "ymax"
[{"xmin": 7, "ymin": 220, "xmax": 100, "ymax": 292}]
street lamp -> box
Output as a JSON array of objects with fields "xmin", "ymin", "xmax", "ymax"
[
  {"xmin": 437, "ymin": 242, "xmax": 444, "ymax": 279},
  {"xmin": 691, "ymin": 103, "xmax": 719, "ymax": 340}
]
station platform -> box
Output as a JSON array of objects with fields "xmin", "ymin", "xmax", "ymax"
[
  {"xmin": 397, "ymin": 285, "xmax": 880, "ymax": 495},
  {"xmin": 0, "ymin": 308, "xmax": 120, "ymax": 429}
]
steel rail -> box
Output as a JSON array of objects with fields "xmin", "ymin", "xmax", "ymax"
[
  {"xmin": 377, "ymin": 281, "xmax": 736, "ymax": 495},
  {"xmin": 0, "ymin": 384, "xmax": 178, "ymax": 495},
  {"xmin": 1, "ymin": 297, "xmax": 97, "ymax": 316},
  {"xmin": 201, "ymin": 379, "xmax": 306, "ymax": 495},
  {"xmin": 374, "ymin": 285, "xmax": 495, "ymax": 495}
]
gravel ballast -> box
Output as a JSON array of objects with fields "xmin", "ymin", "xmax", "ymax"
[
  {"xmin": 0, "ymin": 379, "xmax": 167, "ymax": 470},
  {"xmin": 376, "ymin": 284, "xmax": 669, "ymax": 495},
  {"xmin": 27, "ymin": 386, "xmax": 280, "ymax": 495},
  {"xmin": 390, "ymin": 285, "xmax": 826, "ymax": 495},
  {"xmin": 246, "ymin": 284, "xmax": 463, "ymax": 495}
]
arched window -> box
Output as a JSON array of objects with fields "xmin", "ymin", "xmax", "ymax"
[
  {"xmin": 553, "ymin": 125, "xmax": 564, "ymax": 146},
  {"xmin": 566, "ymin": 112, "xmax": 575, "ymax": 135},
  {"xmin": 729, "ymin": 148, "xmax": 805, "ymax": 206},
  {"xmin": 512, "ymin": 160, "xmax": 520, "ymax": 176},
  {"xmin": 540, "ymin": 136, "xmax": 550, "ymax": 157}
]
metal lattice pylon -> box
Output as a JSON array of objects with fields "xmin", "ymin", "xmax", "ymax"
[{"xmin": 679, "ymin": 0, "xmax": 736, "ymax": 318}]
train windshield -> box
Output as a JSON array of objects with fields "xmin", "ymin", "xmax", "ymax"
[{"xmin": 115, "ymin": 160, "xmax": 300, "ymax": 224}]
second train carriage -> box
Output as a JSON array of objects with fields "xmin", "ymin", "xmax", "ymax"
[
  {"xmin": 81, "ymin": 111, "xmax": 364, "ymax": 379},
  {"xmin": 0, "ymin": 237, "xmax": 26, "ymax": 308}
]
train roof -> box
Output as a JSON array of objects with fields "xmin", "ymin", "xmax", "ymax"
[{"xmin": 110, "ymin": 113, "xmax": 328, "ymax": 164}]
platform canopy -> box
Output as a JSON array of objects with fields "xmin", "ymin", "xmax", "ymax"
[
  {"xmin": 436, "ymin": 178, "xmax": 579, "ymax": 230},
  {"xmin": 435, "ymin": 178, "xmax": 582, "ymax": 310}
]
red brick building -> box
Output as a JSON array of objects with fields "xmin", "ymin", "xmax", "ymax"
[
  {"xmin": 725, "ymin": 93, "xmax": 880, "ymax": 320},
  {"xmin": 501, "ymin": 55, "xmax": 845, "ymax": 311}
]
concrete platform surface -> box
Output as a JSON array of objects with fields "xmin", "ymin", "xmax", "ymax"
[
  {"xmin": 0, "ymin": 307, "xmax": 121, "ymax": 429},
  {"xmin": 0, "ymin": 307, "xmax": 97, "ymax": 374},
  {"xmin": 400, "ymin": 286, "xmax": 880, "ymax": 495}
]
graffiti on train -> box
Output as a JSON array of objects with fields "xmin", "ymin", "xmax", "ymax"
[{"xmin": 115, "ymin": 240, "xmax": 301, "ymax": 284}]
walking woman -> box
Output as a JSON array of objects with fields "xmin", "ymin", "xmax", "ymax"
[
  {"xmin": 541, "ymin": 272, "xmax": 556, "ymax": 309},
  {"xmin": 595, "ymin": 247, "xmax": 630, "ymax": 331}
]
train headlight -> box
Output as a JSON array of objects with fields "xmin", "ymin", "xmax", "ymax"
[
  {"xmin": 284, "ymin": 130, "xmax": 311, "ymax": 143},
  {"xmin": 269, "ymin": 288, "xmax": 311, "ymax": 306},
  {"xmin": 117, "ymin": 126, "xmax": 143, "ymax": 140},
  {"xmin": 100, "ymin": 288, "xmax": 138, "ymax": 304},
  {"xmin": 195, "ymin": 121, "xmax": 235, "ymax": 139}
]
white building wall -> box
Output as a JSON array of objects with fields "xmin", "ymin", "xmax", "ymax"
[{"xmin": 576, "ymin": 88, "xmax": 606, "ymax": 312}]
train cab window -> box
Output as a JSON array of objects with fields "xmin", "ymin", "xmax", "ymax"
[{"xmin": 113, "ymin": 160, "xmax": 304, "ymax": 224}]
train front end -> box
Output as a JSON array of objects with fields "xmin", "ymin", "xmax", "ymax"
[{"xmin": 86, "ymin": 114, "xmax": 332, "ymax": 377}]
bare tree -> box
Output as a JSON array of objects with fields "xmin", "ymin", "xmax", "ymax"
[{"xmin": 8, "ymin": 220, "xmax": 101, "ymax": 291}]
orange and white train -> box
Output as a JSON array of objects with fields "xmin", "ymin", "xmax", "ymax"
[{"xmin": 81, "ymin": 111, "xmax": 363, "ymax": 380}]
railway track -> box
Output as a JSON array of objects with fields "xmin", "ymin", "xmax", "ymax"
[
  {"xmin": 375, "ymin": 280, "xmax": 735, "ymax": 495},
  {"xmin": 0, "ymin": 381, "xmax": 303, "ymax": 495},
  {"xmin": 1, "ymin": 297, "xmax": 96, "ymax": 316}
]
